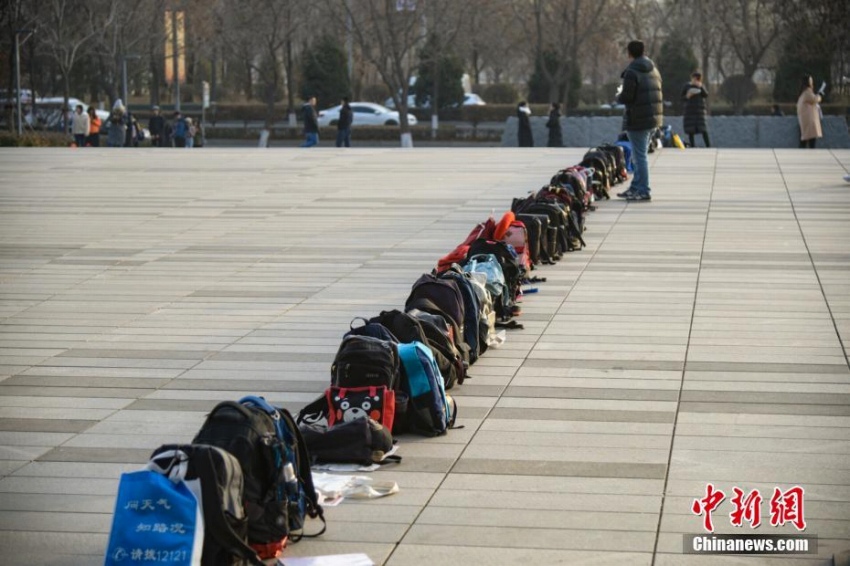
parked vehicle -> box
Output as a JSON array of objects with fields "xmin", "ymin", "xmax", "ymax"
[
  {"xmin": 384, "ymin": 92, "xmax": 487, "ymax": 110},
  {"xmin": 317, "ymin": 102, "xmax": 418, "ymax": 127}
]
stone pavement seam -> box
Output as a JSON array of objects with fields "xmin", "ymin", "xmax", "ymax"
[
  {"xmin": 777, "ymin": 149, "xmax": 850, "ymax": 369},
  {"xmin": 383, "ymin": 188, "xmax": 633, "ymax": 564},
  {"xmin": 650, "ymin": 147, "xmax": 718, "ymax": 566}
]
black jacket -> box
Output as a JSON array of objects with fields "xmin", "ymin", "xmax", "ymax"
[
  {"xmin": 681, "ymin": 83, "xmax": 708, "ymax": 134},
  {"xmin": 338, "ymin": 104, "xmax": 353, "ymax": 130},
  {"xmin": 302, "ymin": 103, "xmax": 318, "ymax": 133},
  {"xmin": 517, "ymin": 107, "xmax": 533, "ymax": 147},
  {"xmin": 617, "ymin": 56, "xmax": 663, "ymax": 131},
  {"xmin": 148, "ymin": 115, "xmax": 165, "ymax": 137},
  {"xmin": 545, "ymin": 109, "xmax": 563, "ymax": 147}
]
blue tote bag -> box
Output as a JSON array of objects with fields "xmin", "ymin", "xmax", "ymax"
[{"xmin": 104, "ymin": 454, "xmax": 204, "ymax": 566}]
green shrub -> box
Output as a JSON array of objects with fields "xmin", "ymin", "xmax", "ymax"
[
  {"xmin": 0, "ymin": 132, "xmax": 69, "ymax": 147},
  {"xmin": 477, "ymin": 83, "xmax": 519, "ymax": 104}
]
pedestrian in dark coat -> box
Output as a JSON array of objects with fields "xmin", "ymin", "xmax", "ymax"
[
  {"xmin": 301, "ymin": 96, "xmax": 319, "ymax": 147},
  {"xmin": 546, "ymin": 103, "xmax": 563, "ymax": 147},
  {"xmin": 615, "ymin": 39, "xmax": 663, "ymax": 201},
  {"xmin": 517, "ymin": 101, "xmax": 533, "ymax": 147},
  {"xmin": 148, "ymin": 106, "xmax": 166, "ymax": 147},
  {"xmin": 336, "ymin": 97, "xmax": 352, "ymax": 148},
  {"xmin": 682, "ymin": 72, "xmax": 710, "ymax": 147}
]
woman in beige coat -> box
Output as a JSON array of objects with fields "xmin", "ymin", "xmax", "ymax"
[{"xmin": 796, "ymin": 75, "xmax": 822, "ymax": 148}]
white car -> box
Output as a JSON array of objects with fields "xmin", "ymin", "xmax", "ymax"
[
  {"xmin": 385, "ymin": 92, "xmax": 486, "ymax": 109},
  {"xmin": 460, "ymin": 93, "xmax": 486, "ymax": 106},
  {"xmin": 317, "ymin": 102, "xmax": 418, "ymax": 127},
  {"xmin": 38, "ymin": 97, "xmax": 111, "ymax": 122}
]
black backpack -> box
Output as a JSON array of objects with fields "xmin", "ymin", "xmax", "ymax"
[
  {"xmin": 405, "ymin": 273, "xmax": 469, "ymax": 364},
  {"xmin": 192, "ymin": 396, "xmax": 325, "ymax": 557},
  {"xmin": 438, "ymin": 266, "xmax": 484, "ymax": 364},
  {"xmin": 149, "ymin": 444, "xmax": 264, "ymax": 566},
  {"xmin": 371, "ymin": 309, "xmax": 466, "ymax": 390},
  {"xmin": 405, "ymin": 308, "xmax": 467, "ymax": 388},
  {"xmin": 331, "ymin": 334, "xmax": 400, "ymax": 389},
  {"xmin": 344, "ymin": 317, "xmax": 398, "ymax": 343}
]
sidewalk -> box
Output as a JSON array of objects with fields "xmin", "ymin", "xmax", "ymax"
[{"xmin": 0, "ymin": 147, "xmax": 848, "ymax": 565}]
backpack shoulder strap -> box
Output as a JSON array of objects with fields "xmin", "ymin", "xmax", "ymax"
[
  {"xmin": 397, "ymin": 343, "xmax": 431, "ymax": 397},
  {"xmin": 194, "ymin": 448, "xmax": 265, "ymax": 566},
  {"xmin": 279, "ymin": 409, "xmax": 325, "ymax": 527}
]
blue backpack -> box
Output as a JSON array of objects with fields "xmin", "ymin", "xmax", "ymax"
[
  {"xmin": 614, "ymin": 140, "xmax": 633, "ymax": 172},
  {"xmin": 397, "ymin": 342, "xmax": 455, "ymax": 436}
]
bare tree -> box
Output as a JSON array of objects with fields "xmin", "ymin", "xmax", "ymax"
[
  {"xmin": 92, "ymin": 0, "xmax": 158, "ymax": 105},
  {"xmin": 617, "ymin": 0, "xmax": 678, "ymax": 56},
  {"xmin": 457, "ymin": 1, "xmax": 525, "ymax": 85},
  {"xmin": 214, "ymin": 0, "xmax": 303, "ymax": 125},
  {"xmin": 36, "ymin": 0, "xmax": 117, "ymax": 132},
  {"xmin": 512, "ymin": 0, "xmax": 609, "ymax": 111},
  {"xmin": 715, "ymin": 0, "xmax": 783, "ymax": 80},
  {"xmin": 1, "ymin": 0, "xmax": 37, "ymax": 130},
  {"xmin": 333, "ymin": 0, "xmax": 426, "ymax": 147}
]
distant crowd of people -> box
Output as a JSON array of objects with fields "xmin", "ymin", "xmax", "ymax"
[{"xmin": 71, "ymin": 102, "xmax": 200, "ymax": 148}]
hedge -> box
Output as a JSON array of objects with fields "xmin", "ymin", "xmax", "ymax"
[
  {"xmin": 129, "ymin": 102, "xmax": 849, "ymax": 125},
  {"xmin": 204, "ymin": 124, "xmax": 503, "ymax": 142},
  {"xmin": 0, "ymin": 132, "xmax": 70, "ymax": 147}
]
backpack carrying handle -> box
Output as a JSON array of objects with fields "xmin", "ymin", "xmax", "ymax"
[
  {"xmin": 207, "ymin": 400, "xmax": 256, "ymax": 423},
  {"xmin": 147, "ymin": 449, "xmax": 189, "ymax": 483}
]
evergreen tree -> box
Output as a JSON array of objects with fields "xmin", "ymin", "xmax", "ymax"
[
  {"xmin": 527, "ymin": 51, "xmax": 580, "ymax": 111},
  {"xmin": 656, "ymin": 33, "xmax": 698, "ymax": 113},
  {"xmin": 413, "ymin": 33, "xmax": 465, "ymax": 109},
  {"xmin": 773, "ymin": 24, "xmax": 831, "ymax": 103},
  {"xmin": 300, "ymin": 35, "xmax": 351, "ymax": 109}
]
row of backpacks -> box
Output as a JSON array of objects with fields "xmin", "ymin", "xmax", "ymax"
[
  {"xmin": 104, "ymin": 145, "xmax": 631, "ymax": 566},
  {"xmin": 293, "ymin": 142, "xmax": 634, "ymax": 471}
]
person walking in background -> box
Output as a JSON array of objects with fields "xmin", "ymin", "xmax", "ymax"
[
  {"xmin": 172, "ymin": 111, "xmax": 187, "ymax": 148},
  {"xmin": 797, "ymin": 75, "xmax": 822, "ymax": 148},
  {"xmin": 546, "ymin": 102, "xmax": 563, "ymax": 147},
  {"xmin": 149, "ymin": 106, "xmax": 165, "ymax": 147},
  {"xmin": 771, "ymin": 104, "xmax": 784, "ymax": 117},
  {"xmin": 517, "ymin": 101, "xmax": 533, "ymax": 147},
  {"xmin": 86, "ymin": 106, "xmax": 101, "ymax": 147},
  {"xmin": 106, "ymin": 106, "xmax": 126, "ymax": 148},
  {"xmin": 71, "ymin": 104, "xmax": 89, "ymax": 148},
  {"xmin": 682, "ymin": 72, "xmax": 710, "ymax": 148},
  {"xmin": 185, "ymin": 117, "xmax": 195, "ymax": 148},
  {"xmin": 301, "ymin": 96, "xmax": 319, "ymax": 147},
  {"xmin": 615, "ymin": 40, "xmax": 663, "ymax": 201},
  {"xmin": 336, "ymin": 97, "xmax": 353, "ymax": 148}
]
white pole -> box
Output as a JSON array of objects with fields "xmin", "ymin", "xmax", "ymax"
[
  {"xmin": 122, "ymin": 58, "xmax": 129, "ymax": 109},
  {"xmin": 346, "ymin": 0, "xmax": 353, "ymax": 83},
  {"xmin": 15, "ymin": 33, "xmax": 22, "ymax": 136}
]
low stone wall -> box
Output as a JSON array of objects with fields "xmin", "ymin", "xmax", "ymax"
[{"xmin": 502, "ymin": 115, "xmax": 850, "ymax": 148}]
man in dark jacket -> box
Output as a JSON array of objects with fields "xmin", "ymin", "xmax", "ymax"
[
  {"xmin": 682, "ymin": 72, "xmax": 710, "ymax": 148},
  {"xmin": 336, "ymin": 97, "xmax": 352, "ymax": 147},
  {"xmin": 301, "ymin": 96, "xmax": 319, "ymax": 147},
  {"xmin": 148, "ymin": 106, "xmax": 166, "ymax": 147},
  {"xmin": 616, "ymin": 40, "xmax": 663, "ymax": 201}
]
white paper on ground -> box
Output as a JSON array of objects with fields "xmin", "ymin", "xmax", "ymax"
[
  {"xmin": 312, "ymin": 472, "xmax": 399, "ymax": 501},
  {"xmin": 312, "ymin": 463, "xmax": 380, "ymax": 473},
  {"xmin": 280, "ymin": 553, "xmax": 374, "ymax": 566}
]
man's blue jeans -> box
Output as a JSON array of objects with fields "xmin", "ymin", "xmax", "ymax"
[
  {"xmin": 626, "ymin": 128, "xmax": 653, "ymax": 195},
  {"xmin": 301, "ymin": 132, "xmax": 319, "ymax": 147},
  {"xmin": 336, "ymin": 128, "xmax": 351, "ymax": 148}
]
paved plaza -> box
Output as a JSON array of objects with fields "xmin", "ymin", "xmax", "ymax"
[{"xmin": 1, "ymin": 147, "xmax": 849, "ymax": 565}]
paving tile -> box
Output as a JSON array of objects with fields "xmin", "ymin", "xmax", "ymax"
[{"xmin": 2, "ymin": 148, "xmax": 850, "ymax": 565}]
